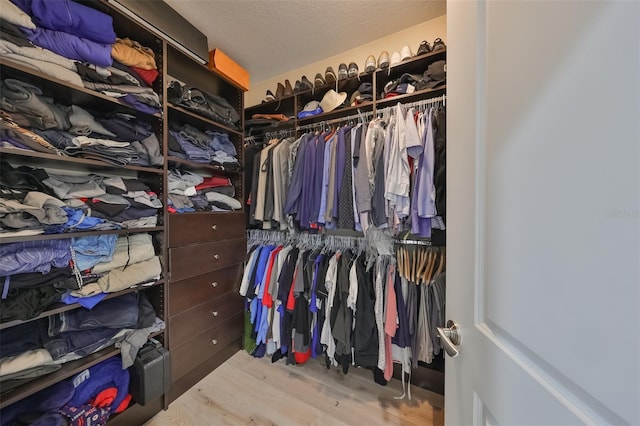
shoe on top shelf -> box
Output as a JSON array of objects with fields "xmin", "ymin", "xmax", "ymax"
[
  {"xmin": 300, "ymin": 75, "xmax": 314, "ymax": 90},
  {"xmin": 338, "ymin": 63, "xmax": 348, "ymax": 80},
  {"xmin": 432, "ymin": 37, "xmax": 446, "ymax": 51},
  {"xmin": 417, "ymin": 40, "xmax": 431, "ymax": 55},
  {"xmin": 364, "ymin": 55, "xmax": 376, "ymax": 73},
  {"xmin": 325, "ymin": 66, "xmax": 337, "ymax": 84},
  {"xmin": 284, "ymin": 79, "xmax": 293, "ymax": 96},
  {"xmin": 264, "ymin": 89, "xmax": 275, "ymax": 102},
  {"xmin": 314, "ymin": 73, "xmax": 325, "ymax": 87},
  {"xmin": 390, "ymin": 51, "xmax": 401, "ymax": 66},
  {"xmin": 400, "ymin": 45, "xmax": 412, "ymax": 61},
  {"xmin": 348, "ymin": 62, "xmax": 359, "ymax": 78},
  {"xmin": 378, "ymin": 51, "xmax": 390, "ymax": 69}
]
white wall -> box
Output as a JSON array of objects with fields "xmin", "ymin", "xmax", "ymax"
[{"xmin": 245, "ymin": 15, "xmax": 447, "ymax": 107}]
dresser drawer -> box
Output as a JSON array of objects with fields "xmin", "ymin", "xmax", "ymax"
[
  {"xmin": 169, "ymin": 238, "xmax": 246, "ymax": 281},
  {"xmin": 168, "ymin": 265, "xmax": 242, "ymax": 315},
  {"xmin": 168, "ymin": 212, "xmax": 245, "ymax": 247},
  {"xmin": 169, "ymin": 291, "xmax": 243, "ymax": 348},
  {"xmin": 171, "ymin": 313, "xmax": 243, "ymax": 381}
]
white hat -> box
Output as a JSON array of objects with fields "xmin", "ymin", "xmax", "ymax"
[
  {"xmin": 390, "ymin": 51, "xmax": 401, "ymax": 66},
  {"xmin": 319, "ymin": 89, "xmax": 347, "ymax": 113},
  {"xmin": 302, "ymin": 100, "xmax": 320, "ymax": 112},
  {"xmin": 400, "ymin": 45, "xmax": 412, "ymax": 61}
]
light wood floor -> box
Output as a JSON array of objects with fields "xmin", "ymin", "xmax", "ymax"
[{"xmin": 145, "ymin": 350, "xmax": 444, "ymax": 426}]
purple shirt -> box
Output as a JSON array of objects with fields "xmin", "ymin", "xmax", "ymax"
[
  {"xmin": 309, "ymin": 132, "xmax": 329, "ymax": 227},
  {"xmin": 331, "ymin": 125, "xmax": 354, "ymax": 220},
  {"xmin": 317, "ymin": 133, "xmax": 336, "ymax": 224},
  {"xmin": 411, "ymin": 109, "xmax": 436, "ymax": 237},
  {"xmin": 297, "ymin": 135, "xmax": 318, "ymax": 228},
  {"xmin": 284, "ymin": 134, "xmax": 312, "ymax": 215},
  {"xmin": 0, "ymin": 239, "xmax": 71, "ymax": 276}
]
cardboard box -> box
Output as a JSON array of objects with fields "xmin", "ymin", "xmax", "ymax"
[{"xmin": 208, "ymin": 48, "xmax": 249, "ymax": 92}]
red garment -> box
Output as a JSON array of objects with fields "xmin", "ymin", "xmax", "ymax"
[
  {"xmin": 195, "ymin": 176, "xmax": 232, "ymax": 191},
  {"xmin": 294, "ymin": 347, "xmax": 311, "ymax": 364},
  {"xmin": 131, "ymin": 66, "xmax": 159, "ymax": 86},
  {"xmin": 91, "ymin": 387, "xmax": 117, "ymax": 408},
  {"xmin": 262, "ymin": 246, "xmax": 282, "ymax": 308},
  {"xmin": 89, "ymin": 388, "xmax": 130, "ymax": 413},
  {"xmin": 286, "ymin": 264, "xmax": 298, "ymax": 312},
  {"xmin": 115, "ymin": 394, "xmax": 132, "ymax": 413}
]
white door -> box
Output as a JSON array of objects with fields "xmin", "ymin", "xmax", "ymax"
[{"xmin": 445, "ymin": 1, "xmax": 639, "ymax": 424}]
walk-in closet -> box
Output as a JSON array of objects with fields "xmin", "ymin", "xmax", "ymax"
[{"xmin": 1, "ymin": 1, "xmax": 638, "ymax": 425}]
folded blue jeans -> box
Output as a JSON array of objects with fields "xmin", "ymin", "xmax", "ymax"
[
  {"xmin": 43, "ymin": 326, "xmax": 121, "ymax": 360},
  {"xmin": 48, "ymin": 292, "xmax": 138, "ymax": 336}
]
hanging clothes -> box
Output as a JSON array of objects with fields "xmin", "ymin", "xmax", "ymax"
[{"xmin": 242, "ymin": 231, "xmax": 446, "ymax": 395}]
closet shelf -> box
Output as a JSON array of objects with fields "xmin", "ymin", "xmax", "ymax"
[
  {"xmin": 0, "ymin": 148, "xmax": 164, "ymax": 175},
  {"xmin": 168, "ymin": 210, "xmax": 241, "ymax": 216},
  {"xmin": 0, "ymin": 347, "xmax": 119, "ymax": 409},
  {"xmin": 167, "ymin": 156, "xmax": 242, "ymax": 175},
  {"xmin": 0, "ymin": 59, "xmax": 162, "ymax": 120},
  {"xmin": 168, "ymin": 104, "xmax": 243, "ymax": 136},
  {"xmin": 296, "ymin": 102, "xmax": 374, "ymax": 125},
  {"xmin": 375, "ymin": 86, "xmax": 447, "ymax": 107},
  {"xmin": 386, "ymin": 47, "xmax": 447, "ymax": 71},
  {"xmin": 0, "ymin": 226, "xmax": 164, "ymax": 244},
  {"xmin": 246, "ymin": 95, "xmax": 295, "ymax": 111},
  {"xmin": 166, "ymin": 44, "xmax": 244, "ymax": 92},
  {"xmin": 0, "ymin": 279, "xmax": 165, "ymax": 331},
  {"xmin": 0, "ymin": 330, "xmax": 164, "ymax": 409}
]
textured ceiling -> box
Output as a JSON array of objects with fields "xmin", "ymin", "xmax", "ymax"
[{"xmin": 164, "ymin": 0, "xmax": 446, "ymax": 83}]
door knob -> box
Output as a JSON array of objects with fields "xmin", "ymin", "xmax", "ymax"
[{"xmin": 437, "ymin": 320, "xmax": 461, "ymax": 358}]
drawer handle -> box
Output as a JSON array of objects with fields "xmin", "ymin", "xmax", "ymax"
[
  {"xmin": 211, "ymin": 224, "xmax": 218, "ymax": 230},
  {"xmin": 211, "ymin": 339, "xmax": 218, "ymax": 345},
  {"xmin": 211, "ymin": 282, "xmax": 218, "ymax": 287},
  {"xmin": 213, "ymin": 254, "xmax": 220, "ymax": 260},
  {"xmin": 212, "ymin": 311, "xmax": 219, "ymax": 317}
]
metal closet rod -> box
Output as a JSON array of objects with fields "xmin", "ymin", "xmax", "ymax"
[
  {"xmin": 297, "ymin": 110, "xmax": 375, "ymax": 131},
  {"xmin": 246, "ymin": 229, "xmax": 365, "ymax": 245},
  {"xmin": 264, "ymin": 128, "xmax": 295, "ymax": 139},
  {"xmin": 394, "ymin": 240, "xmax": 446, "ymax": 249},
  {"xmin": 377, "ymin": 95, "xmax": 447, "ymax": 115}
]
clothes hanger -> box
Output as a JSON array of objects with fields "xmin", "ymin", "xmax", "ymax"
[
  {"xmin": 435, "ymin": 250, "xmax": 445, "ymax": 277},
  {"xmin": 426, "ymin": 249, "xmax": 438, "ymax": 283}
]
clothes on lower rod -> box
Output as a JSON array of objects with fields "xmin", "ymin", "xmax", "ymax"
[{"xmin": 240, "ymin": 238, "xmax": 447, "ymax": 390}]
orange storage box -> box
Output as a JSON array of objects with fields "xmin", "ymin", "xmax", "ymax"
[{"xmin": 208, "ymin": 48, "xmax": 249, "ymax": 92}]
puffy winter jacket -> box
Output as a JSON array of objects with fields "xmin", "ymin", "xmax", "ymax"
[
  {"xmin": 22, "ymin": 25, "xmax": 112, "ymax": 67},
  {"xmin": 11, "ymin": 0, "xmax": 116, "ymax": 44}
]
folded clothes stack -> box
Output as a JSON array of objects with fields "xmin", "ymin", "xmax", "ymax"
[
  {"xmin": 168, "ymin": 122, "xmax": 239, "ymax": 170},
  {"xmin": 167, "ymin": 79, "xmax": 241, "ymax": 130},
  {"xmin": 0, "ymin": 291, "xmax": 165, "ymax": 393},
  {"xmin": 381, "ymin": 60, "xmax": 446, "ymax": 99},
  {"xmin": 0, "ymin": 161, "xmax": 163, "ymax": 237},
  {"xmin": 297, "ymin": 89, "xmax": 348, "ymax": 119},
  {"xmin": 1, "ymin": 356, "xmax": 133, "ymax": 424},
  {"xmin": 0, "ymin": 0, "xmax": 161, "ymax": 114},
  {"xmin": 0, "ymin": 231, "xmax": 161, "ymax": 318},
  {"xmin": 168, "ymin": 169, "xmax": 240, "ymax": 213},
  {"xmin": 0, "ymin": 79, "xmax": 163, "ymax": 167}
]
